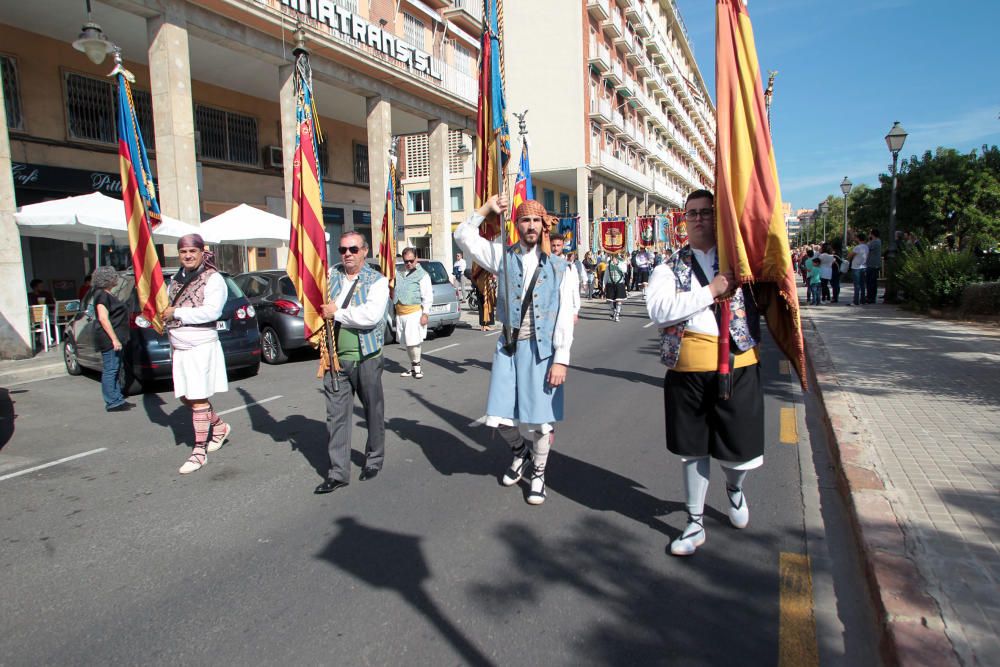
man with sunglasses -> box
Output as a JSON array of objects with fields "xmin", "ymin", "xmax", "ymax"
[
  {"xmin": 646, "ymin": 189, "xmax": 763, "ymax": 556},
  {"xmin": 314, "ymin": 231, "xmax": 390, "ymax": 494},
  {"xmin": 394, "ymin": 248, "xmax": 432, "ymax": 379},
  {"xmin": 454, "ymin": 195, "xmax": 577, "ymax": 506}
]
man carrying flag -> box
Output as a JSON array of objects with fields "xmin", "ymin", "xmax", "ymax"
[{"xmin": 646, "ymin": 0, "xmax": 805, "ymax": 557}]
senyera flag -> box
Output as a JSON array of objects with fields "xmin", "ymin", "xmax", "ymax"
[
  {"xmin": 378, "ymin": 157, "xmax": 398, "ymax": 289},
  {"xmin": 286, "ymin": 47, "xmax": 333, "ymax": 375},
  {"xmin": 114, "ymin": 53, "xmax": 167, "ymax": 334},
  {"xmin": 716, "ymin": 0, "xmax": 805, "ymax": 388},
  {"xmin": 509, "ymin": 140, "xmax": 533, "ymax": 245}
]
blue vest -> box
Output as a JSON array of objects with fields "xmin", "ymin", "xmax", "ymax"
[
  {"xmin": 496, "ymin": 246, "xmax": 566, "ymax": 360},
  {"xmin": 659, "ymin": 246, "xmax": 759, "ymax": 369},
  {"xmin": 328, "ymin": 263, "xmax": 385, "ymax": 357},
  {"xmin": 394, "ymin": 265, "xmax": 428, "ymax": 306}
]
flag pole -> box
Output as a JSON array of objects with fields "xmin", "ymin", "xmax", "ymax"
[{"xmin": 495, "ymin": 130, "xmax": 512, "ymax": 344}]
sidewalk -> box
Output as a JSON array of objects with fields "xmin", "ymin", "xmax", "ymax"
[
  {"xmin": 0, "ymin": 348, "xmax": 65, "ymax": 387},
  {"xmin": 802, "ymin": 292, "xmax": 1000, "ymax": 666}
]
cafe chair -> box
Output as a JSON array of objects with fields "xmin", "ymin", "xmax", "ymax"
[
  {"xmin": 53, "ymin": 300, "xmax": 81, "ymax": 346},
  {"xmin": 29, "ymin": 304, "xmax": 51, "ymax": 353}
]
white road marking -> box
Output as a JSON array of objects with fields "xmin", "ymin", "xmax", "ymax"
[
  {"xmin": 425, "ymin": 343, "xmax": 460, "ymax": 354},
  {"xmin": 0, "ymin": 448, "xmax": 107, "ymax": 482},
  {"xmin": 643, "ymin": 321, "xmax": 656, "ymax": 328},
  {"xmin": 484, "ymin": 330, "xmax": 501, "ymax": 337},
  {"xmin": 217, "ymin": 395, "xmax": 282, "ymax": 416},
  {"xmin": 467, "ymin": 416, "xmax": 487, "ymax": 427}
]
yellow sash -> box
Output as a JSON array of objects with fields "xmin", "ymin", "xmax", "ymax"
[
  {"xmin": 395, "ymin": 303, "xmax": 422, "ymax": 316},
  {"xmin": 674, "ymin": 331, "xmax": 759, "ymax": 373}
]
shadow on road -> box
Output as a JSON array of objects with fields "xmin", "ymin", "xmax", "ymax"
[
  {"xmin": 140, "ymin": 392, "xmax": 188, "ymax": 446},
  {"xmin": 571, "ymin": 365, "xmax": 662, "ymax": 388},
  {"xmin": 317, "ymin": 517, "xmax": 495, "ymax": 667},
  {"xmin": 0, "ymin": 388, "xmax": 17, "ymax": 451},
  {"xmin": 236, "ymin": 387, "xmax": 330, "ymax": 479}
]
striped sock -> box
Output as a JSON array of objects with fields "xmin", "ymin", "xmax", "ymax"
[{"xmin": 192, "ymin": 406, "xmax": 212, "ymax": 447}]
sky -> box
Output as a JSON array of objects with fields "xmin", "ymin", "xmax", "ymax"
[{"xmin": 673, "ymin": 0, "xmax": 1000, "ymax": 212}]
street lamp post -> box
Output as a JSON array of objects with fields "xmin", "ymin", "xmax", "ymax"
[
  {"xmin": 885, "ymin": 121, "xmax": 908, "ymax": 301},
  {"xmin": 818, "ymin": 201, "xmax": 830, "ymax": 244},
  {"xmin": 840, "ymin": 176, "xmax": 852, "ymax": 252}
]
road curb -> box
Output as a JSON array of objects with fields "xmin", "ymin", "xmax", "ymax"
[
  {"xmin": 0, "ymin": 361, "xmax": 66, "ymax": 387},
  {"xmin": 801, "ymin": 317, "xmax": 960, "ymax": 667}
]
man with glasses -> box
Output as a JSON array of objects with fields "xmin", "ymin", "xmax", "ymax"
[
  {"xmin": 646, "ymin": 190, "xmax": 763, "ymax": 556},
  {"xmin": 314, "ymin": 231, "xmax": 390, "ymax": 494},
  {"xmin": 395, "ymin": 248, "xmax": 432, "ymax": 379}
]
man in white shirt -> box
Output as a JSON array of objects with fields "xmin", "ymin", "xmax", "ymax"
[
  {"xmin": 454, "ymin": 196, "xmax": 577, "ymax": 505},
  {"xmin": 453, "ymin": 252, "xmax": 467, "ymax": 289},
  {"xmin": 646, "ymin": 189, "xmax": 764, "ymax": 556},
  {"xmin": 314, "ymin": 231, "xmax": 391, "ymax": 493},
  {"xmin": 549, "ymin": 232, "xmax": 580, "ymax": 316},
  {"xmin": 847, "ymin": 233, "xmax": 869, "ymax": 306},
  {"xmin": 394, "ymin": 248, "xmax": 433, "ymax": 379}
]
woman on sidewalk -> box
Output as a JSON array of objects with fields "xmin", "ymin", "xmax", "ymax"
[{"xmin": 92, "ymin": 266, "xmax": 132, "ymax": 412}]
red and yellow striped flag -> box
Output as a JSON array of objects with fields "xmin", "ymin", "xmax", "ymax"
[
  {"xmin": 716, "ymin": 0, "xmax": 805, "ymax": 387},
  {"xmin": 286, "ymin": 52, "xmax": 328, "ymax": 351},
  {"xmin": 378, "ymin": 158, "xmax": 397, "ymax": 289},
  {"xmin": 115, "ymin": 62, "xmax": 167, "ymax": 333}
]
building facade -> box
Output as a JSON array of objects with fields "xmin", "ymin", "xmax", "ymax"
[
  {"xmin": 0, "ymin": 0, "xmax": 479, "ymax": 356},
  {"xmin": 504, "ymin": 0, "xmax": 715, "ymax": 252}
]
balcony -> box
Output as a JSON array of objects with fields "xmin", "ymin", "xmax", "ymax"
[
  {"xmin": 635, "ymin": 55, "xmax": 651, "ymax": 78},
  {"xmin": 610, "ymin": 109, "xmax": 626, "ymax": 133},
  {"xmin": 443, "ymin": 0, "xmax": 483, "ymax": 34},
  {"xmin": 615, "ymin": 75, "xmax": 634, "ymax": 98},
  {"xmin": 605, "ymin": 59, "xmax": 624, "ymax": 86},
  {"xmin": 625, "ymin": 36, "xmax": 643, "ymax": 64},
  {"xmin": 601, "ymin": 14, "xmax": 623, "ymax": 39},
  {"xmin": 652, "ymin": 177, "xmax": 684, "ymax": 207},
  {"xmin": 588, "ymin": 42, "xmax": 611, "ymax": 72},
  {"xmin": 624, "ymin": 0, "xmax": 641, "ymax": 23},
  {"xmin": 588, "ymin": 97, "xmax": 612, "ymax": 125},
  {"xmin": 587, "ymin": 0, "xmax": 610, "ymax": 21},
  {"xmin": 591, "ymin": 150, "xmax": 653, "ymax": 192},
  {"xmin": 636, "ymin": 8, "xmax": 655, "ymax": 38}
]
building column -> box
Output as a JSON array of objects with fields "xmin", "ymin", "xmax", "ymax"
[
  {"xmin": 366, "ymin": 96, "xmax": 391, "ymax": 256},
  {"xmin": 427, "ymin": 119, "xmax": 452, "ymax": 265},
  {"xmin": 277, "ymin": 64, "xmax": 296, "ymax": 268},
  {"xmin": 147, "ymin": 6, "xmax": 200, "ymax": 224},
  {"xmin": 0, "ymin": 68, "xmax": 31, "ymax": 358},
  {"xmin": 575, "ymin": 167, "xmax": 590, "ymax": 253},
  {"xmin": 606, "ymin": 186, "xmax": 617, "ymax": 216},
  {"xmin": 628, "ymin": 194, "xmax": 638, "ymax": 220},
  {"xmin": 591, "ymin": 180, "xmax": 605, "ymax": 253},
  {"xmin": 618, "ymin": 189, "xmax": 628, "ymax": 219}
]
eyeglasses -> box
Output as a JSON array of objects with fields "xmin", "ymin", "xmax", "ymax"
[
  {"xmin": 404, "ymin": 259, "xmax": 416, "ymax": 265},
  {"xmin": 338, "ymin": 246, "xmax": 361, "ymax": 255},
  {"xmin": 684, "ymin": 208, "xmax": 715, "ymax": 221}
]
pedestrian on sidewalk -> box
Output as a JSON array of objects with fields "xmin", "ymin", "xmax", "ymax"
[
  {"xmin": 866, "ymin": 229, "xmax": 882, "ymax": 304},
  {"xmin": 395, "ymin": 248, "xmax": 432, "ymax": 380},
  {"xmin": 91, "ymin": 266, "xmax": 132, "ymax": 412},
  {"xmin": 314, "ymin": 231, "xmax": 390, "ymax": 494},
  {"xmin": 162, "ymin": 235, "xmax": 232, "ymax": 475},
  {"xmin": 646, "ymin": 189, "xmax": 763, "ymax": 557},
  {"xmin": 603, "ymin": 252, "xmax": 629, "ymax": 321},
  {"xmin": 453, "ymin": 252, "xmax": 466, "ymax": 292},
  {"xmin": 830, "ymin": 246, "xmax": 844, "ymax": 303},
  {"xmin": 807, "ymin": 257, "xmax": 823, "ymax": 305},
  {"xmin": 454, "ymin": 195, "xmax": 577, "ymax": 505},
  {"xmin": 848, "ymin": 232, "xmax": 869, "ymax": 306},
  {"xmin": 818, "ymin": 243, "xmax": 836, "ymax": 302},
  {"xmin": 582, "ymin": 251, "xmax": 596, "ymax": 298}
]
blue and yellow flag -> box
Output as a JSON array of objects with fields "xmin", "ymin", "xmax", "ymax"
[{"xmin": 474, "ymin": 0, "xmax": 510, "ymax": 225}]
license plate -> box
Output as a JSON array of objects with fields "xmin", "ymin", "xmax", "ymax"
[
  {"xmin": 430, "ymin": 304, "xmax": 450, "ymax": 314},
  {"xmin": 216, "ymin": 320, "xmax": 230, "ymax": 331}
]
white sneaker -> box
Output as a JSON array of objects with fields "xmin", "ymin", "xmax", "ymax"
[
  {"xmin": 670, "ymin": 516, "xmax": 705, "ymax": 556},
  {"xmin": 526, "ymin": 467, "xmax": 546, "ymax": 505},
  {"xmin": 727, "ymin": 487, "xmax": 750, "ymax": 529},
  {"xmin": 179, "ymin": 450, "xmax": 206, "ymax": 475},
  {"xmin": 206, "ymin": 423, "xmax": 231, "ymax": 453},
  {"xmin": 501, "ymin": 445, "xmax": 530, "ymax": 487}
]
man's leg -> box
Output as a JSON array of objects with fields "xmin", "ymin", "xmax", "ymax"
[
  {"xmin": 852, "ymin": 269, "xmax": 864, "ymax": 305},
  {"xmin": 671, "ymin": 456, "xmax": 710, "ymax": 556},
  {"xmin": 324, "ymin": 363, "xmax": 356, "ymax": 483},
  {"xmin": 179, "ymin": 398, "xmax": 212, "ymax": 474},
  {"xmin": 523, "ymin": 423, "xmax": 552, "ymax": 505},
  {"xmin": 356, "ymin": 355, "xmax": 386, "ymax": 472},
  {"xmin": 866, "ymin": 267, "xmax": 879, "ymax": 303},
  {"xmin": 721, "ymin": 464, "xmax": 750, "ymax": 529},
  {"xmin": 498, "ymin": 424, "xmax": 529, "ymax": 486},
  {"xmin": 402, "ymin": 345, "xmax": 423, "ymax": 379},
  {"xmin": 100, "ymin": 349, "xmax": 124, "ymax": 410}
]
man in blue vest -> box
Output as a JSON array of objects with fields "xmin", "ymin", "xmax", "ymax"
[
  {"xmin": 646, "ymin": 189, "xmax": 764, "ymax": 556},
  {"xmin": 394, "ymin": 248, "xmax": 432, "ymax": 379},
  {"xmin": 454, "ymin": 195, "xmax": 577, "ymax": 505},
  {"xmin": 314, "ymin": 231, "xmax": 390, "ymax": 494}
]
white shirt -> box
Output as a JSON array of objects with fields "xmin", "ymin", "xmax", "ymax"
[
  {"xmin": 646, "ymin": 247, "xmax": 719, "ymax": 336},
  {"xmin": 330, "ymin": 270, "xmax": 390, "ymax": 329},
  {"xmin": 454, "ymin": 258, "xmax": 466, "ymax": 274},
  {"xmin": 818, "ymin": 253, "xmax": 836, "ymax": 280},
  {"xmin": 169, "ymin": 271, "xmax": 227, "ymax": 350},
  {"xmin": 553, "ymin": 254, "xmax": 581, "ymax": 315},
  {"xmin": 454, "ymin": 213, "xmax": 576, "ymax": 365},
  {"xmin": 850, "ymin": 243, "xmax": 869, "ymax": 270}
]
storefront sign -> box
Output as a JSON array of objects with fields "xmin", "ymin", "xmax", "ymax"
[
  {"xmin": 279, "ymin": 0, "xmax": 442, "ymax": 80},
  {"xmin": 11, "ymin": 162, "xmax": 135, "ymax": 196}
]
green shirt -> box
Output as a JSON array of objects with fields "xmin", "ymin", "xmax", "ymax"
[{"xmin": 336, "ymin": 325, "xmax": 381, "ymax": 362}]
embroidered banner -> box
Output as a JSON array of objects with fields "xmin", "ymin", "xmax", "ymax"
[
  {"xmin": 599, "ymin": 217, "xmax": 627, "ymax": 254},
  {"xmin": 636, "ymin": 216, "xmax": 656, "ymax": 248},
  {"xmin": 558, "ymin": 216, "xmax": 579, "ymax": 253}
]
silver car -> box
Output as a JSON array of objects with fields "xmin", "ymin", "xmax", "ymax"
[{"xmin": 390, "ymin": 259, "xmax": 461, "ymax": 338}]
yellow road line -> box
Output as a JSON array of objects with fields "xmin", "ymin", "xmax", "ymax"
[
  {"xmin": 780, "ymin": 406, "xmax": 798, "ymax": 444},
  {"xmin": 779, "ymin": 552, "xmax": 819, "ymax": 667},
  {"xmin": 779, "ymin": 359, "xmax": 791, "ymax": 375}
]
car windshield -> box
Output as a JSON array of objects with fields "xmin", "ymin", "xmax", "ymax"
[{"xmin": 421, "ymin": 261, "xmax": 450, "ymax": 285}]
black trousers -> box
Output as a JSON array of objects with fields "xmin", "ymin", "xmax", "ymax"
[
  {"xmin": 324, "ymin": 355, "xmax": 385, "ymax": 482},
  {"xmin": 664, "ymin": 364, "xmax": 764, "ymax": 463}
]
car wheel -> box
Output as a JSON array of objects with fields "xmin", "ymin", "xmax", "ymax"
[
  {"xmin": 436, "ymin": 324, "xmax": 455, "ymax": 337},
  {"xmin": 120, "ymin": 361, "xmax": 143, "ymax": 396},
  {"xmin": 261, "ymin": 326, "xmax": 288, "ymax": 364},
  {"xmin": 63, "ymin": 335, "xmax": 82, "ymax": 375}
]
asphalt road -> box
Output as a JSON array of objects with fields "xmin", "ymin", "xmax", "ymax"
[{"xmin": 0, "ymin": 295, "xmax": 878, "ymax": 666}]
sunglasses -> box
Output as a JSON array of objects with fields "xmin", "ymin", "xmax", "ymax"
[
  {"xmin": 404, "ymin": 259, "xmax": 417, "ymax": 264},
  {"xmin": 338, "ymin": 246, "xmax": 361, "ymax": 255}
]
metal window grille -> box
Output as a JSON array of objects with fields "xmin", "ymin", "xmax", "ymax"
[
  {"xmin": 195, "ymin": 104, "xmax": 258, "ymax": 166},
  {"xmin": 452, "ymin": 42, "xmax": 471, "ymax": 76},
  {"xmin": 317, "ymin": 139, "xmax": 329, "ymax": 176},
  {"xmin": 353, "ymin": 143, "xmax": 369, "ymax": 186},
  {"xmin": 403, "ymin": 13, "xmax": 425, "ymax": 48},
  {"xmin": 2, "ymin": 55, "xmax": 23, "ymax": 130},
  {"xmin": 405, "ymin": 134, "xmax": 429, "ymax": 179},
  {"xmin": 65, "ymin": 72, "xmax": 154, "ymax": 147}
]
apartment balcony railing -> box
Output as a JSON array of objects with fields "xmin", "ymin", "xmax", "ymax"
[
  {"xmin": 588, "ymin": 41, "xmax": 611, "ymax": 72},
  {"xmin": 586, "ymin": 0, "xmax": 611, "ymax": 21},
  {"xmin": 592, "ymin": 150, "xmax": 653, "ymax": 192},
  {"xmin": 611, "ymin": 110, "xmax": 626, "ymax": 133},
  {"xmin": 605, "ymin": 59, "xmax": 624, "ymax": 86},
  {"xmin": 616, "ymin": 74, "xmax": 635, "ymax": 98},
  {"xmin": 588, "ymin": 97, "xmax": 613, "ymax": 125},
  {"xmin": 443, "ymin": 0, "xmax": 483, "ymax": 33},
  {"xmin": 601, "ymin": 13, "xmax": 623, "ymax": 39},
  {"xmin": 652, "ymin": 177, "xmax": 684, "ymax": 207}
]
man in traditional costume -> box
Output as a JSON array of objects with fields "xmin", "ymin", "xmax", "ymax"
[
  {"xmin": 394, "ymin": 248, "xmax": 433, "ymax": 379},
  {"xmin": 548, "ymin": 231, "xmax": 580, "ymax": 317},
  {"xmin": 454, "ymin": 195, "xmax": 576, "ymax": 505},
  {"xmin": 162, "ymin": 234, "xmax": 232, "ymax": 475},
  {"xmin": 602, "ymin": 252, "xmax": 629, "ymax": 321},
  {"xmin": 314, "ymin": 231, "xmax": 390, "ymax": 494},
  {"xmin": 646, "ymin": 190, "xmax": 763, "ymax": 556}
]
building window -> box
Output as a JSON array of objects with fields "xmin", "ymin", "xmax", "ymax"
[
  {"xmin": 64, "ymin": 72, "xmax": 155, "ymax": 148},
  {"xmin": 334, "ymin": 0, "xmax": 358, "ymax": 11},
  {"xmin": 353, "ymin": 143, "xmax": 369, "ymax": 186},
  {"xmin": 408, "ymin": 189, "xmax": 431, "ymax": 213},
  {"xmin": 452, "ymin": 42, "xmax": 471, "ymax": 76},
  {"xmin": 195, "ymin": 104, "xmax": 258, "ymax": 166},
  {"xmin": 450, "ymin": 186, "xmax": 463, "ymax": 212},
  {"xmin": 403, "ymin": 13, "xmax": 425, "ymax": 49},
  {"xmin": 543, "ymin": 189, "xmax": 555, "ymax": 212},
  {"xmin": 405, "ymin": 134, "xmax": 429, "ymax": 179},
  {"xmin": 560, "ymin": 194, "xmax": 570, "ymax": 214},
  {"xmin": 317, "ymin": 138, "xmax": 330, "ymax": 176},
  {"xmin": 2, "ymin": 55, "xmax": 23, "ymax": 130}
]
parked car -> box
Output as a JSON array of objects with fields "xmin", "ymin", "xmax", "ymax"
[
  {"xmin": 62, "ymin": 268, "xmax": 261, "ymax": 394},
  {"xmin": 392, "ymin": 258, "xmax": 461, "ymax": 338}
]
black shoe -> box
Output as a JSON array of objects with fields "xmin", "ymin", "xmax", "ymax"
[
  {"xmin": 359, "ymin": 466, "xmax": 380, "ymax": 481},
  {"xmin": 106, "ymin": 402, "xmax": 134, "ymax": 412},
  {"xmin": 314, "ymin": 479, "xmax": 349, "ymax": 494}
]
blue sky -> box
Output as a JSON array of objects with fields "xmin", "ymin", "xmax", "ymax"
[{"xmin": 674, "ymin": 0, "xmax": 1000, "ymax": 211}]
